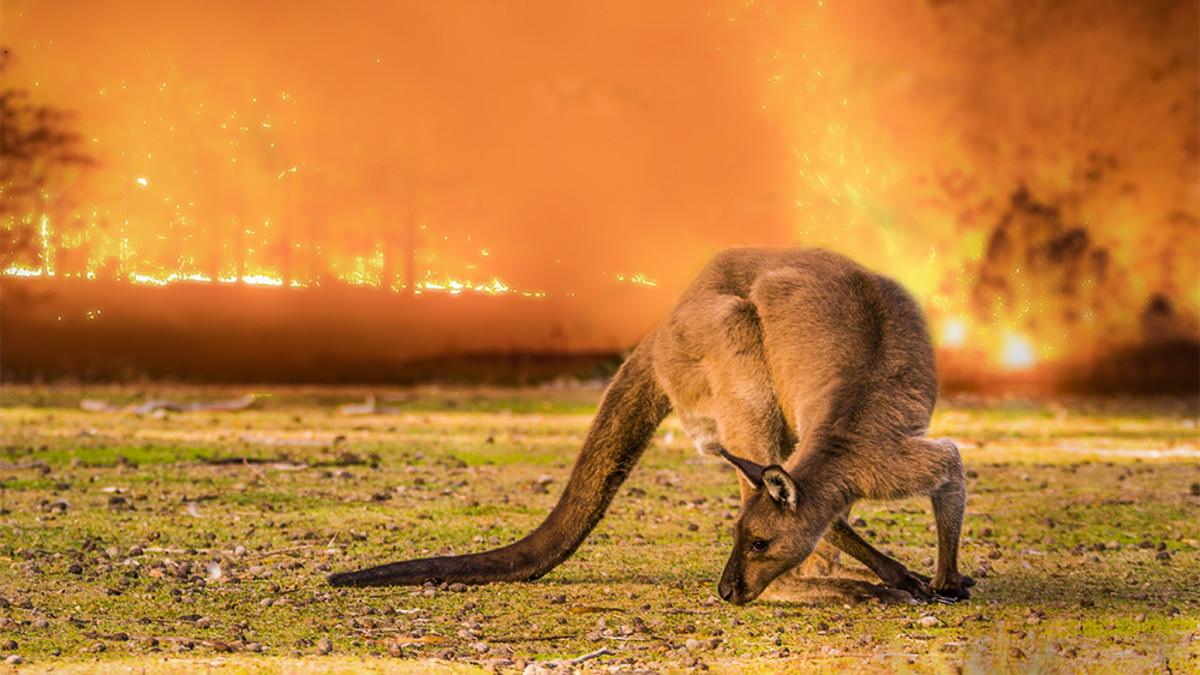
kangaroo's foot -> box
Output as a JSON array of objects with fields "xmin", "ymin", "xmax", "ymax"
[
  {"xmin": 932, "ymin": 572, "xmax": 974, "ymax": 600},
  {"xmin": 879, "ymin": 567, "xmax": 933, "ymax": 599}
]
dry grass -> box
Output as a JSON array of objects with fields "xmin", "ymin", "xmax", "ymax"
[{"xmin": 1, "ymin": 385, "xmax": 1197, "ymax": 673}]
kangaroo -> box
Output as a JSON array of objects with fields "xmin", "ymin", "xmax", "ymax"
[{"xmin": 328, "ymin": 247, "xmax": 972, "ymax": 604}]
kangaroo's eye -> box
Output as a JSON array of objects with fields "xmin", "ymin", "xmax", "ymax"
[{"xmin": 749, "ymin": 539, "xmax": 769, "ymax": 553}]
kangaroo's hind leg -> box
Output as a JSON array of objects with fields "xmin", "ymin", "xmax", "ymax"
[
  {"xmin": 859, "ymin": 436, "xmax": 973, "ymax": 599},
  {"xmin": 928, "ymin": 439, "xmax": 971, "ymax": 598}
]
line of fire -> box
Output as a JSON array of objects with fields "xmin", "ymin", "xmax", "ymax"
[{"xmin": 1, "ymin": 1, "xmax": 1197, "ymax": 393}]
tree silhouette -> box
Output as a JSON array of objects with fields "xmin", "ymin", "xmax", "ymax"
[{"xmin": 0, "ymin": 48, "xmax": 95, "ymax": 270}]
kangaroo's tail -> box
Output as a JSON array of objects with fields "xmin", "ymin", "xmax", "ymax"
[{"xmin": 327, "ymin": 343, "xmax": 670, "ymax": 587}]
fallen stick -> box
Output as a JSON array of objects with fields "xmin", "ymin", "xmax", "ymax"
[{"xmin": 570, "ymin": 647, "xmax": 616, "ymax": 665}]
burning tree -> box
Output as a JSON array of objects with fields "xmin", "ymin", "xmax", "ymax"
[
  {"xmin": 972, "ymin": 187, "xmax": 1127, "ymax": 358},
  {"xmin": 0, "ymin": 48, "xmax": 95, "ymax": 271}
]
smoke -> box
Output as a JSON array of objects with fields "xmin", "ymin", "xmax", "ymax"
[
  {"xmin": 3, "ymin": 0, "xmax": 1196, "ymax": 370},
  {"xmin": 2, "ymin": 0, "xmax": 798, "ymax": 295}
]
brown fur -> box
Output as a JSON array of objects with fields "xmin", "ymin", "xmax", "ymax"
[{"xmin": 328, "ymin": 248, "xmax": 971, "ymax": 605}]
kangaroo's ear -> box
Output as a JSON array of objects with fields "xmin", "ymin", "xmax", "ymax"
[
  {"xmin": 762, "ymin": 466, "xmax": 798, "ymax": 510},
  {"xmin": 718, "ymin": 448, "xmax": 764, "ymax": 489}
]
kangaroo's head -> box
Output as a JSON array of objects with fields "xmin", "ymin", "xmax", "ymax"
[{"xmin": 717, "ymin": 450, "xmax": 818, "ymax": 605}]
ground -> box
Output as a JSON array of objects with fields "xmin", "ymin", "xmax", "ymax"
[{"xmin": 0, "ymin": 385, "xmax": 1197, "ymax": 674}]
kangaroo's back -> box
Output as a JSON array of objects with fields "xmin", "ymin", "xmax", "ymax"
[{"xmin": 674, "ymin": 247, "xmax": 937, "ymax": 452}]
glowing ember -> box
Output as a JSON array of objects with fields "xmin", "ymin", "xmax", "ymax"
[
  {"xmin": 241, "ymin": 274, "xmax": 283, "ymax": 287},
  {"xmin": 3, "ymin": 266, "xmax": 44, "ymax": 278}
]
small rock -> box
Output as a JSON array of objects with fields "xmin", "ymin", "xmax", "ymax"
[
  {"xmin": 1155, "ymin": 550, "xmax": 1171, "ymax": 561},
  {"xmin": 472, "ymin": 641, "xmax": 490, "ymax": 654},
  {"xmin": 246, "ymin": 642, "xmax": 264, "ymax": 653},
  {"xmin": 316, "ymin": 637, "xmax": 332, "ymax": 655},
  {"xmin": 918, "ymin": 615, "xmax": 941, "ymax": 628},
  {"xmin": 449, "ymin": 582, "xmax": 468, "ymax": 593},
  {"xmin": 685, "ymin": 638, "xmax": 704, "ymax": 652},
  {"xmin": 5, "ymin": 655, "xmax": 23, "ymax": 665}
]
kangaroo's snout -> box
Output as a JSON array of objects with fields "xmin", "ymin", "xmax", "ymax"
[{"xmin": 718, "ymin": 560, "xmax": 756, "ymax": 605}]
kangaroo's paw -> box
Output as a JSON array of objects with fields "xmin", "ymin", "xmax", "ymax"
[
  {"xmin": 883, "ymin": 569, "xmax": 933, "ymax": 599},
  {"xmin": 932, "ymin": 575, "xmax": 973, "ymax": 600}
]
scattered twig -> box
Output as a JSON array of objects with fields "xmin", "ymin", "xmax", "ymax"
[
  {"xmin": 201, "ymin": 456, "xmax": 288, "ymax": 466},
  {"xmin": 0, "ymin": 460, "xmax": 50, "ymax": 471},
  {"xmin": 486, "ymin": 634, "xmax": 579, "ymax": 644},
  {"xmin": 570, "ymin": 646, "xmax": 616, "ymax": 665},
  {"xmin": 250, "ymin": 545, "xmax": 311, "ymax": 559}
]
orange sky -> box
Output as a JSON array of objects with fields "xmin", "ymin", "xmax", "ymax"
[{"xmin": 2, "ymin": 0, "xmax": 1197, "ymax": 364}]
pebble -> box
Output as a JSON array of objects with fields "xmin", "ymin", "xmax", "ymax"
[
  {"xmin": 918, "ymin": 615, "xmax": 941, "ymax": 628},
  {"xmin": 5, "ymin": 655, "xmax": 23, "ymax": 665},
  {"xmin": 316, "ymin": 637, "xmax": 333, "ymax": 655}
]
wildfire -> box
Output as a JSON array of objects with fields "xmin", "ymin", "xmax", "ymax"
[
  {"xmin": 938, "ymin": 317, "xmax": 968, "ymax": 348},
  {"xmin": 938, "ymin": 316, "xmax": 1042, "ymax": 373},
  {"xmin": 1000, "ymin": 332, "xmax": 1038, "ymax": 371},
  {"xmin": 1, "ymin": 263, "xmax": 557, "ymax": 297}
]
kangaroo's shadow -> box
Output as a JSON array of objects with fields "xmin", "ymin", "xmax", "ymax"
[
  {"xmin": 762, "ymin": 570, "xmax": 916, "ymax": 606},
  {"xmin": 760, "ymin": 546, "xmax": 918, "ymax": 606}
]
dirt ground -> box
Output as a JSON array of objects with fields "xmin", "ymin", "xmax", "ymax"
[{"xmin": 1, "ymin": 385, "xmax": 1197, "ymax": 673}]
